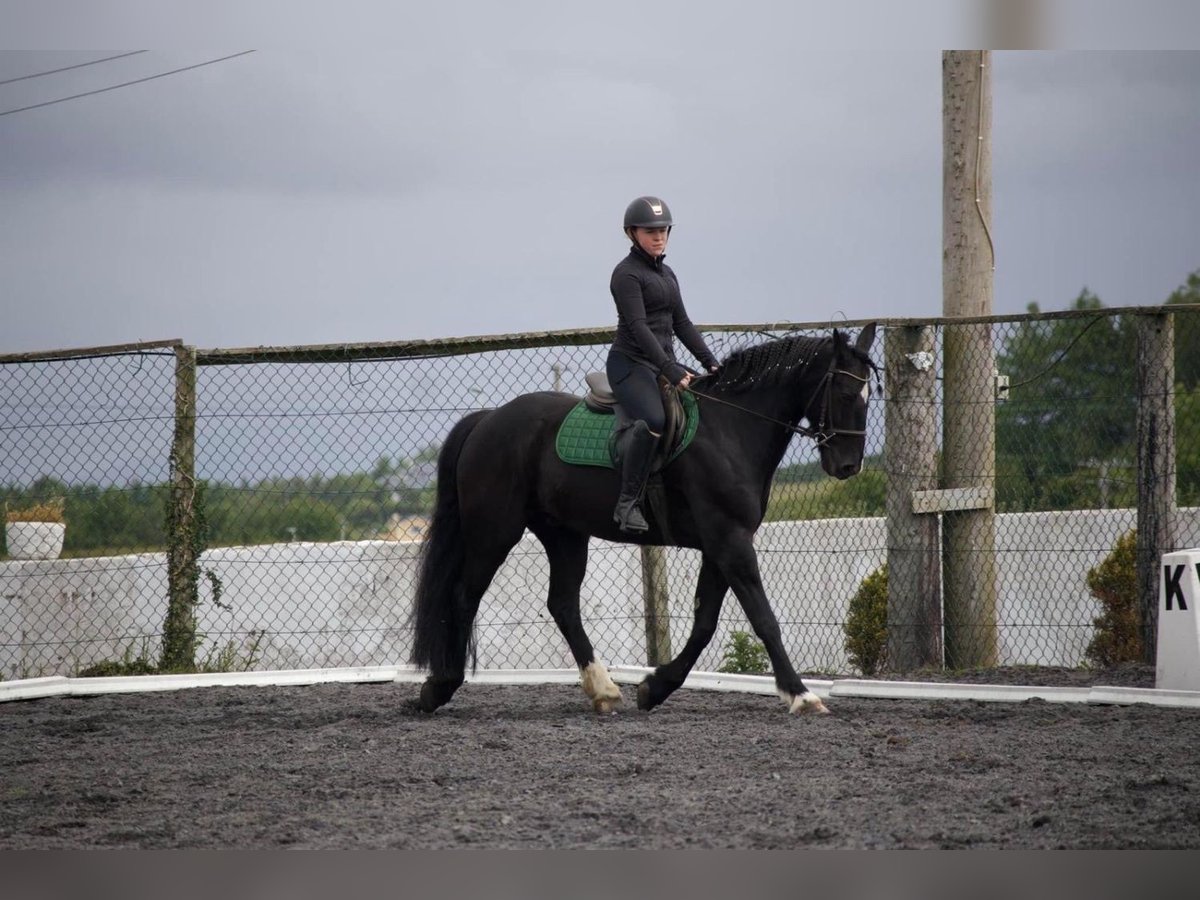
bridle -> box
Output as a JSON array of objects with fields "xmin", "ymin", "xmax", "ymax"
[
  {"xmin": 801, "ymin": 367, "xmax": 872, "ymax": 447},
  {"xmin": 684, "ymin": 361, "xmax": 875, "ymax": 448}
]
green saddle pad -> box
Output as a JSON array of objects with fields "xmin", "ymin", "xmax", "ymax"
[{"xmin": 555, "ymin": 391, "xmax": 699, "ymax": 469}]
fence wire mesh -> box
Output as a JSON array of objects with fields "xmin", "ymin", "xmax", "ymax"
[
  {"xmin": 3, "ymin": 308, "xmax": 1198, "ymax": 680},
  {"xmin": 1, "ymin": 349, "xmax": 177, "ymax": 677}
]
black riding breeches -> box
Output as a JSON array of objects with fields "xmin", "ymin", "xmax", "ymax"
[{"xmin": 606, "ymin": 350, "xmax": 665, "ymax": 434}]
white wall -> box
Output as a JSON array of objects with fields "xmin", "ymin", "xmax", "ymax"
[{"xmin": 3, "ymin": 510, "xmax": 1198, "ymax": 679}]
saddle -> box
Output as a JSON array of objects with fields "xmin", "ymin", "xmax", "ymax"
[
  {"xmin": 555, "ymin": 372, "xmax": 698, "ymax": 472},
  {"xmin": 557, "ymin": 373, "xmax": 699, "ymax": 544}
]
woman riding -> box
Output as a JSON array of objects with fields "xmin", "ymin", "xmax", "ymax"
[{"xmin": 607, "ymin": 195, "xmax": 720, "ymax": 533}]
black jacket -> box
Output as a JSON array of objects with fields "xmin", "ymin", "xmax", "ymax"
[{"xmin": 609, "ymin": 244, "xmax": 717, "ymax": 383}]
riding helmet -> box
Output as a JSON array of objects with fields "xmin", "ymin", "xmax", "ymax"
[{"xmin": 623, "ymin": 196, "xmax": 673, "ymax": 230}]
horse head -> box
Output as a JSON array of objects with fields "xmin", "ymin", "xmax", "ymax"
[{"xmin": 814, "ymin": 323, "xmax": 878, "ymax": 480}]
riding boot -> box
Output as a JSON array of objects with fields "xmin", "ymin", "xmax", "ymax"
[{"xmin": 613, "ymin": 420, "xmax": 658, "ymax": 534}]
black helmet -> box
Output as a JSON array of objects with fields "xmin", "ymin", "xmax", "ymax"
[{"xmin": 623, "ymin": 196, "xmax": 673, "ymax": 230}]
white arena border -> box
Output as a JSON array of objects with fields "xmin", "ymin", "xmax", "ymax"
[{"xmin": 2, "ymin": 664, "xmax": 1200, "ymax": 709}]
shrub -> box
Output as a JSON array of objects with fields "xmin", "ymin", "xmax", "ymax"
[
  {"xmin": 77, "ymin": 658, "xmax": 158, "ymax": 677},
  {"xmin": 77, "ymin": 641, "xmax": 158, "ymax": 677},
  {"xmin": 718, "ymin": 630, "xmax": 770, "ymax": 674},
  {"xmin": 5, "ymin": 497, "xmax": 66, "ymax": 524},
  {"xmin": 1084, "ymin": 529, "xmax": 1141, "ymax": 667},
  {"xmin": 844, "ymin": 564, "xmax": 888, "ymax": 676}
]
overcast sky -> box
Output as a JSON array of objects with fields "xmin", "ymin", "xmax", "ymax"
[{"xmin": 2, "ymin": 19, "xmax": 1198, "ymax": 354}]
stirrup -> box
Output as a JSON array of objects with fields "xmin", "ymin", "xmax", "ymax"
[{"xmin": 613, "ymin": 498, "xmax": 649, "ymax": 533}]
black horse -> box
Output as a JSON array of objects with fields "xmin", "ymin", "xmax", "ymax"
[{"xmin": 412, "ymin": 324, "xmax": 878, "ymax": 715}]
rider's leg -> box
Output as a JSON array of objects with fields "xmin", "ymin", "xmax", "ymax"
[
  {"xmin": 612, "ymin": 420, "xmax": 658, "ymax": 533},
  {"xmin": 605, "ymin": 352, "xmax": 665, "ymax": 534}
]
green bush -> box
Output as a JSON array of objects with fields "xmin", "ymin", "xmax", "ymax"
[
  {"xmin": 75, "ymin": 630, "xmax": 264, "ymax": 678},
  {"xmin": 77, "ymin": 658, "xmax": 158, "ymax": 677},
  {"xmin": 718, "ymin": 630, "xmax": 770, "ymax": 675},
  {"xmin": 844, "ymin": 564, "xmax": 888, "ymax": 676},
  {"xmin": 1085, "ymin": 529, "xmax": 1141, "ymax": 667},
  {"xmin": 76, "ymin": 640, "xmax": 159, "ymax": 677}
]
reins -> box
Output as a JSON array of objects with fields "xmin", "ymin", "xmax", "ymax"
[
  {"xmin": 683, "ymin": 383, "xmax": 823, "ymax": 441},
  {"xmin": 683, "ymin": 367, "xmax": 873, "ymax": 448}
]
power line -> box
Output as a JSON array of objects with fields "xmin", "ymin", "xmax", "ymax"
[
  {"xmin": 0, "ymin": 50, "xmax": 149, "ymax": 86},
  {"xmin": 0, "ymin": 50, "xmax": 256, "ymax": 118}
]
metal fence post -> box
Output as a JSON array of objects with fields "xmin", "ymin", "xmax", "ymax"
[
  {"xmin": 162, "ymin": 345, "xmax": 199, "ymax": 670},
  {"xmin": 641, "ymin": 546, "xmax": 672, "ymax": 666},
  {"xmin": 1137, "ymin": 312, "xmax": 1177, "ymax": 663},
  {"xmin": 885, "ymin": 325, "xmax": 943, "ymax": 671}
]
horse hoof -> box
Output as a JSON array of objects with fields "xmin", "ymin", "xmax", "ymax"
[
  {"xmin": 785, "ymin": 691, "xmax": 830, "ymax": 715},
  {"xmin": 636, "ymin": 679, "xmax": 654, "ymax": 711},
  {"xmin": 593, "ymin": 696, "xmax": 621, "ymax": 715},
  {"xmin": 419, "ymin": 678, "xmax": 458, "ymax": 713}
]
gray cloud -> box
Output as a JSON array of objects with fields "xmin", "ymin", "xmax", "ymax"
[{"xmin": 1, "ymin": 40, "xmax": 1197, "ymax": 354}]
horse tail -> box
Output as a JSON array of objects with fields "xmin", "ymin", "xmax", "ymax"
[{"xmin": 411, "ymin": 409, "xmax": 490, "ymax": 674}]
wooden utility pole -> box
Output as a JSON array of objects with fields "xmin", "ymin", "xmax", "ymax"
[{"xmin": 942, "ymin": 51, "xmax": 999, "ymax": 668}]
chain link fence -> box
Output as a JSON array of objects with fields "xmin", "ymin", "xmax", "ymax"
[{"xmin": 3, "ymin": 307, "xmax": 1199, "ymax": 680}]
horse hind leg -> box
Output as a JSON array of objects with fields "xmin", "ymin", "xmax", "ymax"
[
  {"xmin": 418, "ymin": 541, "xmax": 515, "ymax": 712},
  {"xmin": 636, "ymin": 554, "xmax": 728, "ymax": 712},
  {"xmin": 534, "ymin": 524, "xmax": 621, "ymax": 714}
]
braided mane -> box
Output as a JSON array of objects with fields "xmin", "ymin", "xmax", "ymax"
[{"xmin": 707, "ymin": 334, "xmax": 829, "ymax": 393}]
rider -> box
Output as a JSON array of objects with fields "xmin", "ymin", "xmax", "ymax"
[{"xmin": 608, "ymin": 195, "xmax": 720, "ymax": 533}]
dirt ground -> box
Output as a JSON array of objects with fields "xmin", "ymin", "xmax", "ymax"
[{"xmin": 3, "ymin": 665, "xmax": 1199, "ymax": 849}]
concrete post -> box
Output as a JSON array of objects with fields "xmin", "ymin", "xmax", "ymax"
[
  {"xmin": 163, "ymin": 345, "xmax": 200, "ymax": 671},
  {"xmin": 641, "ymin": 546, "xmax": 672, "ymax": 665},
  {"xmin": 1137, "ymin": 312, "xmax": 1177, "ymax": 662},
  {"xmin": 885, "ymin": 325, "xmax": 943, "ymax": 671}
]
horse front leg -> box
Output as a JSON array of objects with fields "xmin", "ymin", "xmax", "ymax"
[
  {"xmin": 717, "ymin": 537, "xmax": 829, "ymax": 715},
  {"xmin": 534, "ymin": 524, "xmax": 622, "ymax": 714},
  {"xmin": 637, "ymin": 554, "xmax": 728, "ymax": 711}
]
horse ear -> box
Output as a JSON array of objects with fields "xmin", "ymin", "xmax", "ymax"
[
  {"xmin": 856, "ymin": 323, "xmax": 878, "ymax": 353},
  {"xmin": 833, "ymin": 327, "xmax": 847, "ymax": 348}
]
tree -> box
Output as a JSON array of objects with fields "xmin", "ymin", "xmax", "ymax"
[
  {"xmin": 1166, "ymin": 269, "xmax": 1200, "ymax": 390},
  {"xmin": 1178, "ymin": 384, "xmax": 1200, "ymax": 507},
  {"xmin": 995, "ymin": 290, "xmax": 1137, "ymax": 511}
]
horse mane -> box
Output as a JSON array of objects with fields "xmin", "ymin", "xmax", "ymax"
[{"xmin": 706, "ymin": 333, "xmax": 830, "ymax": 394}]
